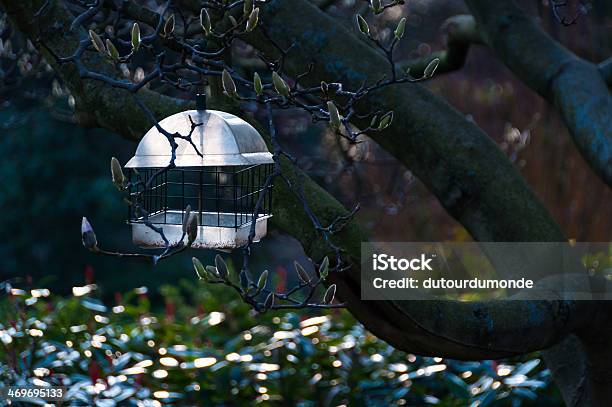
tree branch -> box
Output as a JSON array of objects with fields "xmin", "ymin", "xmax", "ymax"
[
  {"xmin": 1, "ymin": 0, "xmax": 192, "ymax": 141},
  {"xmin": 397, "ymin": 15, "xmax": 482, "ymax": 78},
  {"xmin": 465, "ymin": 0, "xmax": 612, "ymax": 187},
  {"xmin": 403, "ymin": 14, "xmax": 612, "ymax": 87},
  {"xmin": 240, "ymin": 0, "xmax": 565, "ymax": 241}
]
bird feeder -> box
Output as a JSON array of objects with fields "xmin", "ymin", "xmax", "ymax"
[{"xmin": 125, "ymin": 95, "xmax": 274, "ymax": 249}]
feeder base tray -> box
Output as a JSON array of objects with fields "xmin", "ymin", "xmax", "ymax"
[{"xmin": 130, "ymin": 211, "xmax": 270, "ymax": 249}]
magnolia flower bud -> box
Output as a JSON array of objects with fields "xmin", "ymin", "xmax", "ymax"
[
  {"xmin": 245, "ymin": 8, "xmax": 259, "ymax": 32},
  {"xmin": 105, "ymin": 39, "xmax": 119, "ymax": 61},
  {"xmin": 323, "ymin": 284, "xmax": 336, "ymax": 304},
  {"xmin": 264, "ymin": 293, "xmax": 274, "ymax": 311},
  {"xmin": 378, "ymin": 111, "xmax": 394, "ymax": 130},
  {"xmin": 182, "ymin": 205, "xmax": 192, "ymax": 234},
  {"xmin": 110, "ymin": 157, "xmax": 125, "ymax": 190},
  {"xmin": 222, "ymin": 69, "xmax": 237, "ymax": 98},
  {"xmin": 186, "ymin": 212, "xmax": 198, "ymax": 244},
  {"xmin": 81, "ymin": 217, "xmax": 98, "ymax": 251},
  {"xmin": 193, "ymin": 257, "xmax": 206, "ymax": 280},
  {"xmin": 394, "ymin": 17, "xmax": 406, "ymax": 40},
  {"xmin": 424, "ymin": 58, "xmax": 440, "ymax": 78},
  {"xmin": 356, "ymin": 15, "xmax": 370, "ymax": 37},
  {"xmin": 294, "ymin": 261, "xmax": 311, "ymax": 285},
  {"xmin": 131, "ymin": 23, "xmax": 141, "ymax": 52},
  {"xmin": 319, "ymin": 256, "xmax": 330, "ymax": 280},
  {"xmin": 320, "ymin": 81, "xmax": 329, "ymax": 94},
  {"xmin": 89, "ymin": 30, "xmax": 105, "ymax": 55},
  {"xmin": 369, "ymin": 114, "xmax": 379, "ymax": 128},
  {"xmin": 200, "ymin": 8, "xmax": 212, "ymax": 35},
  {"xmin": 257, "ymin": 270, "xmax": 268, "ymax": 290},
  {"xmin": 206, "ymin": 265, "xmax": 220, "ymax": 279},
  {"xmin": 215, "ymin": 254, "xmax": 229, "ymax": 280},
  {"xmin": 164, "ymin": 14, "xmax": 175, "ymax": 37},
  {"xmin": 371, "ymin": 0, "xmax": 381, "ymax": 13},
  {"xmin": 327, "ymin": 101, "xmax": 341, "ymax": 130},
  {"xmin": 272, "ymin": 72, "xmax": 290, "ymax": 97},
  {"xmin": 253, "ymin": 72, "xmax": 263, "ymax": 96}
]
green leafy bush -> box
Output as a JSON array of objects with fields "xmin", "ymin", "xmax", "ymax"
[{"xmin": 0, "ymin": 280, "xmax": 559, "ymax": 406}]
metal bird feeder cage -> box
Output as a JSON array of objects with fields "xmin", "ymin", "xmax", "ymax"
[{"xmin": 125, "ymin": 95, "xmax": 274, "ymax": 249}]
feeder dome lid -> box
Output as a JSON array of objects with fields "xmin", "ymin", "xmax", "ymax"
[{"xmin": 125, "ymin": 109, "xmax": 274, "ymax": 168}]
